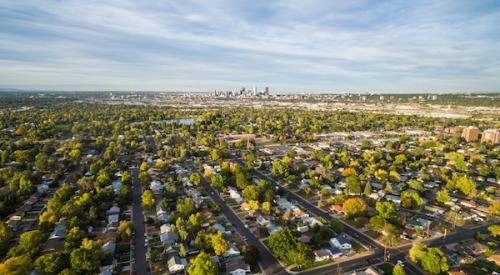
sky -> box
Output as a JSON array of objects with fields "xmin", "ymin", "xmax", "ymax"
[{"xmin": 0, "ymin": 0, "xmax": 499, "ymax": 93}]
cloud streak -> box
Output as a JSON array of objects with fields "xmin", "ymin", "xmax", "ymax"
[{"xmin": 0, "ymin": 0, "xmax": 499, "ymax": 92}]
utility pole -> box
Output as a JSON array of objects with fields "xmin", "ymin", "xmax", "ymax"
[
  {"xmin": 442, "ymin": 228, "xmax": 447, "ymax": 244},
  {"xmin": 384, "ymin": 241, "xmax": 388, "ymax": 262}
]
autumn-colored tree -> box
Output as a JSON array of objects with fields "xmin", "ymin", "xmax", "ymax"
[
  {"xmin": 210, "ymin": 232, "xmax": 228, "ymax": 256},
  {"xmin": 343, "ymin": 198, "xmax": 366, "ymax": 217}
]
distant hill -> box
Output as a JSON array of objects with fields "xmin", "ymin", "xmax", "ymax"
[{"xmin": 0, "ymin": 87, "xmax": 34, "ymax": 92}]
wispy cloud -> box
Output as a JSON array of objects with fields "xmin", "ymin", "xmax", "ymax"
[{"xmin": 0, "ymin": 0, "xmax": 499, "ymax": 92}]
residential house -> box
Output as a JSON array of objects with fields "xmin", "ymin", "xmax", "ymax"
[
  {"xmin": 107, "ymin": 206, "xmax": 120, "ymax": 216},
  {"xmin": 160, "ymin": 224, "xmax": 173, "ymax": 234},
  {"xmin": 49, "ymin": 221, "xmax": 67, "ymax": 240},
  {"xmin": 266, "ymin": 223, "xmax": 282, "ymax": 235},
  {"xmin": 314, "ymin": 249, "xmax": 333, "ymax": 262},
  {"xmin": 156, "ymin": 203, "xmax": 170, "ymax": 222},
  {"xmin": 160, "ymin": 232, "xmax": 179, "ymax": 246},
  {"xmin": 225, "ymin": 258, "xmax": 250, "ymax": 275},
  {"xmin": 330, "ymin": 205, "xmax": 344, "ymax": 214},
  {"xmin": 224, "ymin": 243, "xmax": 241, "ymax": 259},
  {"xmin": 298, "ymin": 235, "xmax": 311, "ymax": 244},
  {"xmin": 213, "ymin": 223, "xmax": 225, "ymax": 233},
  {"xmin": 111, "ymin": 180, "xmax": 122, "ymax": 196},
  {"xmin": 329, "ymin": 235, "xmax": 352, "ymax": 250},
  {"xmin": 228, "ymin": 187, "xmax": 243, "ymax": 203},
  {"xmin": 37, "ymin": 183, "xmax": 50, "ymax": 194},
  {"xmin": 256, "ymin": 215, "xmax": 270, "ymax": 226},
  {"xmin": 150, "ymin": 180, "xmax": 164, "ymax": 193},
  {"xmin": 330, "ymin": 247, "xmax": 343, "ymax": 258},
  {"xmin": 167, "ymin": 255, "xmax": 188, "ymax": 273},
  {"xmin": 385, "ymin": 194, "xmax": 402, "ymax": 205},
  {"xmin": 406, "ymin": 218, "xmax": 431, "ymax": 231},
  {"xmin": 102, "ymin": 240, "xmax": 116, "ymax": 255},
  {"xmin": 301, "ymin": 216, "xmax": 323, "ymax": 227},
  {"xmin": 297, "ymin": 225, "xmax": 309, "ymax": 233}
]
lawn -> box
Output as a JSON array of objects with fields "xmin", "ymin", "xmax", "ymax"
[
  {"xmin": 365, "ymin": 229, "xmax": 381, "ymax": 239},
  {"xmin": 351, "ymin": 239, "xmax": 367, "ymax": 253},
  {"xmin": 290, "ymin": 259, "xmax": 334, "ymax": 272}
]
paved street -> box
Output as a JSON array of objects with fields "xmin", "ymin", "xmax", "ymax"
[
  {"xmin": 233, "ymin": 158, "xmax": 499, "ymax": 275},
  {"xmin": 131, "ymin": 167, "xmax": 148, "ymax": 275},
  {"xmin": 235, "ymin": 158, "xmax": 382, "ymax": 250},
  {"xmin": 187, "ymin": 163, "xmax": 288, "ymax": 275}
]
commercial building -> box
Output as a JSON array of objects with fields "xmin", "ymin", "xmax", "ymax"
[
  {"xmin": 462, "ymin": 126, "xmax": 480, "ymax": 142},
  {"xmin": 481, "ymin": 129, "xmax": 500, "ymax": 144}
]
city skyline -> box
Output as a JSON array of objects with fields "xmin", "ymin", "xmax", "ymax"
[{"xmin": 1, "ymin": 0, "xmax": 500, "ymax": 92}]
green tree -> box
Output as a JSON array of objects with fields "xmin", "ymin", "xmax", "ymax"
[
  {"xmin": 35, "ymin": 252, "xmax": 69, "ymax": 275},
  {"xmin": 364, "ymin": 182, "xmax": 372, "ymax": 196},
  {"xmin": 0, "ymin": 221, "xmax": 13, "ymax": 253},
  {"xmin": 393, "ymin": 263, "xmax": 405, "ymax": 275},
  {"xmin": 210, "ymin": 174, "xmax": 225, "ymax": 191},
  {"xmin": 267, "ymin": 228, "xmax": 298, "ymax": 262},
  {"xmin": 421, "ymin": 247, "xmax": 449, "ymax": 274},
  {"xmin": 235, "ymin": 172, "xmax": 248, "ymax": 190},
  {"xmin": 401, "ymin": 190, "xmax": 423, "ymax": 209},
  {"xmin": 272, "ymin": 160, "xmax": 289, "ymax": 178},
  {"xmin": 69, "ymin": 149, "xmax": 81, "ymax": 163},
  {"xmin": 117, "ymin": 220, "xmax": 133, "ymax": 241},
  {"xmin": 64, "ymin": 227, "xmax": 82, "ymax": 250},
  {"xmin": 243, "ymin": 185, "xmax": 259, "ymax": 201},
  {"xmin": 120, "ymin": 185, "xmax": 132, "ymax": 205},
  {"xmin": 454, "ymin": 175, "xmax": 476, "ymax": 197},
  {"xmin": 346, "ymin": 176, "xmax": 361, "ymax": 194},
  {"xmin": 179, "ymin": 243, "xmax": 187, "ymax": 257},
  {"xmin": 96, "ymin": 173, "xmax": 110, "ymax": 187},
  {"xmin": 409, "ymin": 242, "xmax": 448, "ymax": 274},
  {"xmin": 0, "ymin": 255, "xmax": 33, "ymax": 275},
  {"xmin": 289, "ymin": 243, "xmax": 314, "ymax": 269},
  {"xmin": 436, "ymin": 189, "xmax": 450, "ymax": 204},
  {"xmin": 121, "ymin": 171, "xmax": 132, "ymax": 184},
  {"xmin": 141, "ymin": 190, "xmax": 155, "ymax": 210},
  {"xmin": 189, "ymin": 173, "xmax": 201, "ymax": 186},
  {"xmin": 329, "ymin": 218, "xmax": 344, "ymax": 233},
  {"xmin": 262, "ymin": 201, "xmax": 271, "ymax": 215},
  {"xmin": 488, "ymin": 224, "xmax": 500, "ymax": 237},
  {"xmin": 8, "ymin": 230, "xmax": 46, "ymax": 258},
  {"xmin": 375, "ymin": 201, "xmax": 397, "ymax": 220},
  {"xmin": 189, "ymin": 251, "xmax": 216, "ymax": 275},
  {"xmin": 408, "ymin": 179, "xmax": 424, "ymax": 192},
  {"xmin": 369, "ymin": 215, "xmax": 386, "ymax": 232},
  {"xmin": 210, "ymin": 231, "xmax": 228, "ymax": 256},
  {"xmin": 70, "ymin": 239, "xmax": 103, "ymax": 274},
  {"xmin": 35, "ymin": 152, "xmax": 49, "ymax": 171},
  {"xmin": 177, "ymin": 197, "xmax": 196, "ymax": 216},
  {"xmin": 188, "ymin": 212, "xmax": 204, "ymax": 228},
  {"xmin": 140, "ymin": 162, "xmax": 149, "ymax": 172},
  {"xmin": 243, "ymin": 245, "xmax": 259, "ymax": 264}
]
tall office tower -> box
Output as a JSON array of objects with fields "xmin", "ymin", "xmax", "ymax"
[
  {"xmin": 253, "ymin": 86, "xmax": 257, "ymax": 96},
  {"xmin": 264, "ymin": 86, "xmax": 269, "ymax": 95}
]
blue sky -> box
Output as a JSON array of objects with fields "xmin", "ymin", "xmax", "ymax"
[{"xmin": 0, "ymin": 0, "xmax": 499, "ymax": 92}]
